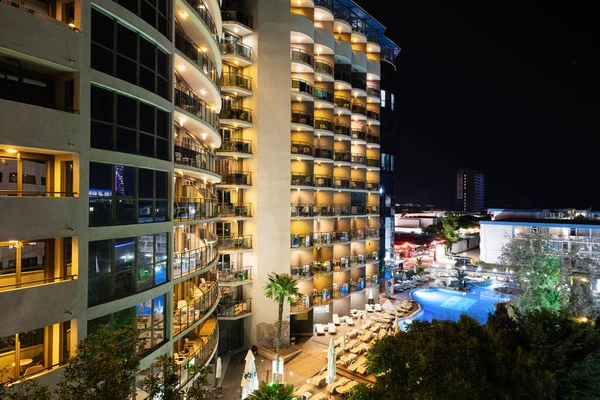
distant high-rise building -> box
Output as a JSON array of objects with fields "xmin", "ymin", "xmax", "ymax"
[{"xmin": 455, "ymin": 169, "xmax": 485, "ymax": 212}]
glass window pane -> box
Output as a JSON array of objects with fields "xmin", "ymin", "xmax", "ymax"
[
  {"xmin": 155, "ymin": 261, "xmax": 167, "ymax": 285},
  {"xmin": 117, "ymin": 24, "xmax": 137, "ymax": 59},
  {"xmin": 139, "ymin": 103, "xmax": 155, "ymax": 134},
  {"xmin": 20, "ymin": 328, "xmax": 44, "ymax": 376},
  {"xmin": 91, "ymin": 85, "xmax": 114, "ymax": 123},
  {"xmin": 0, "ymin": 243, "xmax": 17, "ymax": 287},
  {"xmin": 115, "ymin": 165, "xmax": 136, "ymax": 197},
  {"xmin": 116, "ymin": 55, "xmax": 137, "ymax": 85},
  {"xmin": 139, "ymin": 133, "xmax": 155, "ymax": 158},
  {"xmin": 138, "ymin": 235, "xmax": 154, "ymax": 266},
  {"xmin": 155, "ymin": 200, "xmax": 167, "ymax": 221},
  {"xmin": 89, "ymin": 163, "xmax": 113, "ymax": 226},
  {"xmin": 21, "ymin": 160, "xmax": 46, "ymax": 192},
  {"xmin": 139, "ymin": 38, "xmax": 155, "ymax": 71},
  {"xmin": 156, "ymin": 109, "xmax": 168, "ymax": 138},
  {"xmin": 91, "ymin": 44, "xmax": 114, "ymax": 75},
  {"xmin": 0, "ymin": 334, "xmax": 17, "ymax": 380},
  {"xmin": 138, "ymin": 169, "xmax": 154, "ymax": 199},
  {"xmin": 91, "ymin": 121, "xmax": 114, "ymax": 150},
  {"xmin": 91, "ymin": 9, "xmax": 114, "ymax": 48},
  {"xmin": 156, "ymin": 138, "xmax": 169, "ymax": 161},
  {"xmin": 138, "ymin": 199, "xmax": 154, "ymax": 223},
  {"xmin": 116, "ymin": 199, "xmax": 136, "ymax": 224},
  {"xmin": 137, "ymin": 265, "xmax": 154, "ymax": 292},
  {"xmin": 117, "ymin": 95, "xmax": 137, "ymax": 129},
  {"xmin": 156, "ymin": 233, "xmax": 167, "ymax": 262},
  {"xmin": 20, "ymin": 241, "xmax": 46, "ymax": 275},
  {"xmin": 155, "ymin": 171, "xmax": 167, "ymax": 199},
  {"xmin": 116, "ymin": 127, "xmax": 137, "ymax": 154}
]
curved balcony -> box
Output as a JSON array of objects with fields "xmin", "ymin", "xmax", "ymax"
[
  {"xmin": 351, "ymin": 180, "xmax": 366, "ymax": 191},
  {"xmin": 351, "ymin": 153, "xmax": 366, "ymax": 166},
  {"xmin": 290, "ymin": 295, "xmax": 313, "ymax": 314},
  {"xmin": 220, "ymin": 72, "xmax": 253, "ymax": 97},
  {"xmin": 313, "ymin": 88, "xmax": 334, "ymax": 107},
  {"xmin": 333, "ymin": 258, "xmax": 350, "ymax": 270},
  {"xmin": 367, "ymin": 59, "xmax": 381, "ymax": 79},
  {"xmin": 350, "ymin": 254, "xmax": 366, "ymax": 266},
  {"xmin": 350, "ymin": 278, "xmax": 366, "ymax": 293},
  {"xmin": 290, "ymin": 233, "xmax": 313, "ymax": 249},
  {"xmin": 175, "ymin": 318, "xmax": 218, "ymax": 389},
  {"xmin": 333, "ymin": 3, "xmax": 351, "ymax": 32},
  {"xmin": 174, "ymin": 242, "xmax": 219, "ymax": 279},
  {"xmin": 218, "ymin": 171, "xmax": 252, "ymax": 187},
  {"xmin": 173, "ymin": 197, "xmax": 218, "ymax": 222},
  {"xmin": 333, "ymin": 151, "xmax": 351, "ymax": 163},
  {"xmin": 366, "ymin": 229, "xmax": 380, "ymax": 239},
  {"xmin": 217, "ymin": 298, "xmax": 252, "ymax": 320},
  {"xmin": 314, "ymin": 0, "xmax": 334, "ymax": 15},
  {"xmin": 219, "ymin": 105, "xmax": 253, "ymax": 128},
  {"xmin": 366, "ymin": 134, "xmax": 380, "ymax": 146},
  {"xmin": 365, "ymin": 275, "xmax": 380, "ymax": 287},
  {"xmin": 174, "ymin": 140, "xmax": 220, "ymax": 181},
  {"xmin": 313, "ymin": 287, "xmax": 333, "ymax": 305},
  {"xmin": 314, "ymin": 147, "xmax": 334, "ymax": 161},
  {"xmin": 291, "ymin": 265, "xmax": 313, "ymax": 281},
  {"xmin": 350, "ymin": 229, "xmax": 366, "ymax": 241},
  {"xmin": 366, "ymin": 86, "xmax": 380, "ymax": 102},
  {"xmin": 367, "ymin": 108, "xmax": 380, "ymax": 125},
  {"xmin": 313, "ymin": 260, "xmax": 333, "ymax": 275},
  {"xmin": 216, "ymin": 138, "xmax": 252, "ymax": 158},
  {"xmin": 291, "ymin": 141, "xmax": 313, "ymax": 159},
  {"xmin": 314, "ymin": 27, "xmax": 335, "ymax": 54},
  {"xmin": 334, "ymin": 96, "xmax": 351, "ymax": 115},
  {"xmin": 290, "ymin": 11, "xmax": 315, "ymax": 44},
  {"xmin": 366, "ymin": 252, "xmax": 379, "ymax": 263},
  {"xmin": 178, "ymin": 0, "xmax": 221, "ymax": 73},
  {"xmin": 313, "ymin": 175, "xmax": 333, "ymax": 188},
  {"xmin": 218, "ymin": 235, "xmax": 253, "ymax": 252},
  {"xmin": 351, "ymin": 102, "xmax": 367, "ymax": 119},
  {"xmin": 334, "ymin": 69, "xmax": 352, "ymax": 90},
  {"xmin": 174, "ymin": 85, "xmax": 220, "ymax": 142},
  {"xmin": 291, "ymin": 48, "xmax": 314, "ymax": 72},
  {"xmin": 315, "ymin": 60, "xmax": 334, "ymax": 82},
  {"xmin": 291, "ymin": 78, "xmax": 314, "ymax": 102},
  {"xmin": 367, "ymin": 157, "xmax": 380, "ymax": 170},
  {"xmin": 366, "ymin": 181, "xmax": 380, "ymax": 192},
  {"xmin": 333, "ymin": 178, "xmax": 351, "ymax": 189},
  {"xmin": 334, "ymin": 39, "xmax": 352, "ymax": 63},
  {"xmin": 334, "ymin": 122, "xmax": 351, "ymax": 137},
  {"xmin": 351, "ymin": 129, "xmax": 366, "ymax": 142},
  {"xmin": 314, "ymin": 117, "xmax": 334, "ymax": 135},
  {"xmin": 332, "ymin": 283, "xmax": 350, "ymax": 299},
  {"xmin": 351, "ymin": 76, "xmax": 367, "ymax": 96},
  {"xmin": 291, "ymin": 172, "xmax": 312, "ymax": 187},
  {"xmin": 217, "ymin": 203, "xmax": 252, "ymax": 219},
  {"xmin": 291, "ymin": 110, "xmax": 314, "ymax": 131},
  {"xmin": 218, "ymin": 266, "xmax": 252, "ymax": 286},
  {"xmin": 220, "ymin": 39, "xmax": 253, "ymax": 67},
  {"xmin": 173, "ymin": 276, "xmax": 219, "ymax": 336},
  {"xmin": 351, "ymin": 51, "xmax": 368, "ymax": 73},
  {"xmin": 366, "ymin": 205, "xmax": 380, "ymax": 215},
  {"xmin": 181, "ymin": 0, "xmax": 219, "ymax": 43},
  {"xmin": 221, "ymin": 8, "xmax": 253, "ymax": 36}
]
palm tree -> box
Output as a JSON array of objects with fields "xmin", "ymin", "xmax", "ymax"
[
  {"xmin": 454, "ymin": 268, "xmax": 469, "ymax": 291},
  {"xmin": 263, "ymin": 273, "xmax": 300, "ymax": 384},
  {"xmin": 246, "ymin": 381, "xmax": 294, "ymax": 400}
]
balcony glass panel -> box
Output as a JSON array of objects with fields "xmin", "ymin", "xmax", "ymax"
[
  {"xmin": 367, "ymin": 108, "xmax": 380, "ymax": 120},
  {"xmin": 351, "ymin": 129, "xmax": 366, "ymax": 141},
  {"xmin": 366, "ymin": 134, "xmax": 380, "ymax": 144},
  {"xmin": 221, "ymin": 8, "xmax": 253, "ymax": 29},
  {"xmin": 314, "ymin": 117, "xmax": 334, "ymax": 132},
  {"xmin": 291, "ymin": 264, "xmax": 313, "ymax": 279},
  {"xmin": 174, "ymin": 85, "xmax": 219, "ymax": 130},
  {"xmin": 219, "ymin": 171, "xmax": 252, "ymax": 186},
  {"xmin": 291, "ymin": 48, "xmax": 313, "ymax": 66},
  {"xmin": 351, "ymin": 154, "xmax": 366, "ymax": 165},
  {"xmin": 366, "ymin": 205, "xmax": 380, "ymax": 214},
  {"xmin": 351, "ymin": 102, "xmax": 366, "ymax": 115},
  {"xmin": 291, "ymin": 172, "xmax": 312, "ymax": 186},
  {"xmin": 220, "ymin": 39, "xmax": 253, "ymax": 61},
  {"xmin": 218, "ymin": 235, "xmax": 252, "ymax": 251},
  {"xmin": 217, "ymin": 298, "xmax": 251, "ymax": 318},
  {"xmin": 219, "ymin": 139, "xmax": 252, "ymax": 154},
  {"xmin": 351, "ymin": 76, "xmax": 366, "ymax": 91},
  {"xmin": 174, "ymin": 140, "xmax": 217, "ymax": 173},
  {"xmin": 218, "ymin": 266, "xmax": 252, "ymax": 284},
  {"xmin": 350, "ymin": 17, "xmax": 366, "ymax": 34},
  {"xmin": 333, "ymin": 151, "xmax": 351, "ymax": 162},
  {"xmin": 313, "ymin": 287, "xmax": 332, "ymax": 305},
  {"xmin": 174, "ymin": 318, "xmax": 218, "ymax": 388},
  {"xmin": 315, "ymin": 60, "xmax": 333, "ymax": 76},
  {"xmin": 366, "ymin": 181, "xmax": 380, "ymax": 191},
  {"xmin": 334, "ymin": 69, "xmax": 351, "ymax": 84},
  {"xmin": 314, "ymin": 0, "xmax": 333, "ymax": 12},
  {"xmin": 313, "ymin": 260, "xmax": 332, "ymax": 275},
  {"xmin": 290, "ymin": 234, "xmax": 312, "ymax": 248},
  {"xmin": 291, "ymin": 79, "xmax": 313, "ymax": 96},
  {"xmin": 367, "ymin": 157, "xmax": 380, "ymax": 168},
  {"xmin": 351, "ymin": 180, "xmax": 366, "ymax": 190},
  {"xmin": 291, "ymin": 141, "xmax": 313, "ymax": 156},
  {"xmin": 314, "ymin": 147, "xmax": 333, "ymax": 159},
  {"xmin": 313, "ymin": 88, "xmax": 333, "ymax": 102},
  {"xmin": 291, "ymin": 204, "xmax": 316, "ymax": 218},
  {"xmin": 366, "ymin": 229, "xmax": 380, "ymax": 238},
  {"xmin": 175, "ymin": 27, "xmax": 219, "ymax": 87},
  {"xmin": 333, "ymin": 3, "xmax": 350, "ymax": 22},
  {"xmin": 334, "ymin": 96, "xmax": 350, "ymax": 110},
  {"xmin": 221, "ymin": 72, "xmax": 253, "ymax": 91},
  {"xmin": 332, "ymin": 283, "xmax": 349, "ymax": 298},
  {"xmin": 313, "ymin": 175, "xmax": 332, "ymax": 188},
  {"xmin": 291, "ymin": 110, "xmax": 313, "ymax": 126},
  {"xmin": 173, "ymin": 275, "xmax": 218, "ymax": 335},
  {"xmin": 217, "ymin": 203, "xmax": 252, "ymax": 218},
  {"xmin": 350, "ymin": 253, "xmax": 366, "ymax": 266},
  {"xmin": 183, "ymin": 0, "xmax": 219, "ymax": 42},
  {"xmin": 219, "ymin": 105, "xmax": 253, "ymax": 123},
  {"xmin": 290, "ymin": 294, "xmax": 312, "ymax": 313},
  {"xmin": 333, "ymin": 178, "xmax": 350, "ymax": 189},
  {"xmin": 334, "ymin": 123, "xmax": 351, "ymax": 136},
  {"xmin": 173, "ymin": 197, "xmax": 218, "ymax": 221},
  {"xmin": 366, "ymin": 86, "xmax": 380, "ymax": 97}
]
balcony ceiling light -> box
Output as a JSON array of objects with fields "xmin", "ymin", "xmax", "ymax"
[
  {"xmin": 297, "ymin": 96, "xmax": 302, "ymax": 102},
  {"xmin": 179, "ymin": 11, "xmax": 188, "ymax": 19},
  {"xmin": 337, "ymin": 26, "xmax": 342, "ymax": 33},
  {"xmin": 201, "ymin": 90, "xmax": 207, "ymax": 95},
  {"xmin": 234, "ymin": 60, "xmax": 239, "ymax": 65},
  {"xmin": 233, "ymin": 92, "xmax": 238, "ymax": 96},
  {"xmin": 337, "ymin": 85, "xmax": 342, "ymax": 89},
  {"xmin": 317, "ymin": 76, "xmax": 322, "ymax": 82},
  {"xmin": 202, "ymin": 133, "xmax": 208, "ymax": 139},
  {"xmin": 177, "ymin": 65, "xmax": 186, "ymax": 71},
  {"xmin": 5, "ymin": 148, "xmax": 17, "ymax": 153},
  {"xmin": 234, "ymin": 27, "xmax": 239, "ymax": 33},
  {"xmin": 296, "ymin": 66, "xmax": 302, "ymax": 72},
  {"xmin": 234, "ymin": 124, "xmax": 238, "ymax": 127},
  {"xmin": 352, "ymin": 38, "xmax": 356, "ymax": 42},
  {"xmin": 297, "ymin": 127, "xmax": 301, "ymax": 131},
  {"xmin": 297, "ymin": 158, "xmax": 301, "ymax": 162},
  {"xmin": 201, "ymin": 47, "xmax": 208, "ymax": 53},
  {"xmin": 297, "ymin": 0, "xmax": 301, "ymax": 4},
  {"xmin": 368, "ymin": 46, "xmax": 372, "ymax": 52}
]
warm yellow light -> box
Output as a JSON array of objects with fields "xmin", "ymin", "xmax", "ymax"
[
  {"xmin": 367, "ymin": 46, "xmax": 372, "ymax": 52},
  {"xmin": 581, "ymin": 317, "xmax": 589, "ymax": 323},
  {"xmin": 200, "ymin": 47, "xmax": 207, "ymax": 53},
  {"xmin": 68, "ymin": 23, "xmax": 75, "ymax": 28},
  {"xmin": 5, "ymin": 148, "xmax": 17, "ymax": 154},
  {"xmin": 201, "ymin": 133, "xmax": 207, "ymax": 140},
  {"xmin": 200, "ymin": 90, "xmax": 207, "ymax": 96},
  {"xmin": 177, "ymin": 65, "xmax": 186, "ymax": 72},
  {"xmin": 234, "ymin": 60, "xmax": 239, "ymax": 65},
  {"xmin": 179, "ymin": 11, "xmax": 188, "ymax": 19},
  {"xmin": 234, "ymin": 27, "xmax": 239, "ymax": 33}
]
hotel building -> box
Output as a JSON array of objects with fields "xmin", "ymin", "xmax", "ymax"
[{"xmin": 0, "ymin": 0, "xmax": 398, "ymax": 391}]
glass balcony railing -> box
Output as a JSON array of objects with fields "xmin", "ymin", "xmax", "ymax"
[
  {"xmin": 313, "ymin": 287, "xmax": 332, "ymax": 305},
  {"xmin": 220, "ymin": 39, "xmax": 253, "ymax": 62},
  {"xmin": 313, "ymin": 88, "xmax": 333, "ymax": 102},
  {"xmin": 183, "ymin": 0, "xmax": 219, "ymax": 43},
  {"xmin": 366, "ymin": 252, "xmax": 379, "ymax": 262},
  {"xmin": 351, "ymin": 153, "xmax": 366, "ymax": 165},
  {"xmin": 333, "ymin": 230, "xmax": 351, "ymax": 243},
  {"xmin": 351, "ymin": 129, "xmax": 366, "ymax": 141},
  {"xmin": 291, "ymin": 173, "xmax": 312, "ymax": 186},
  {"xmin": 217, "ymin": 298, "xmax": 252, "ymax": 318},
  {"xmin": 350, "ymin": 278, "xmax": 365, "ymax": 292},
  {"xmin": 350, "ymin": 229, "xmax": 366, "ymax": 241},
  {"xmin": 381, "ymin": 45, "xmax": 396, "ymax": 64},
  {"xmin": 367, "ymin": 157, "xmax": 380, "ymax": 168},
  {"xmin": 175, "ymin": 85, "xmax": 219, "ymax": 130},
  {"xmin": 173, "ymin": 277, "xmax": 218, "ymax": 335},
  {"xmin": 2, "ymin": 0, "xmax": 79, "ymax": 30},
  {"xmin": 366, "ymin": 229, "xmax": 380, "ymax": 238},
  {"xmin": 351, "ymin": 180, "xmax": 366, "ymax": 190},
  {"xmin": 314, "ymin": 147, "xmax": 333, "ymax": 160},
  {"xmin": 218, "ymin": 266, "xmax": 252, "ymax": 284},
  {"xmin": 291, "ymin": 141, "xmax": 313, "ymax": 156},
  {"xmin": 313, "ymin": 260, "xmax": 332, "ymax": 275},
  {"xmin": 366, "ymin": 29, "xmax": 380, "ymax": 44},
  {"xmin": 291, "ymin": 110, "xmax": 313, "ymax": 126},
  {"xmin": 366, "ymin": 134, "xmax": 380, "ymax": 144},
  {"xmin": 367, "ymin": 109, "xmax": 380, "ymax": 121},
  {"xmin": 334, "ymin": 123, "xmax": 351, "ymax": 136},
  {"xmin": 366, "ymin": 205, "xmax": 380, "ymax": 214},
  {"xmin": 221, "ymin": 72, "xmax": 253, "ymax": 91},
  {"xmin": 350, "ymin": 254, "xmax": 366, "ymax": 266},
  {"xmin": 291, "ymin": 48, "xmax": 313, "ymax": 67},
  {"xmin": 333, "ymin": 178, "xmax": 350, "ymax": 189},
  {"xmin": 217, "ymin": 203, "xmax": 252, "ymax": 218},
  {"xmin": 366, "ymin": 181, "xmax": 380, "ymax": 191},
  {"xmin": 315, "ymin": 117, "xmax": 334, "ymax": 132},
  {"xmin": 218, "ymin": 139, "xmax": 252, "ymax": 155},
  {"xmin": 334, "ymin": 96, "xmax": 350, "ymax": 110},
  {"xmin": 173, "ymin": 242, "xmax": 218, "ymax": 279},
  {"xmin": 350, "ymin": 204, "xmax": 366, "ymax": 215},
  {"xmin": 351, "ymin": 102, "xmax": 366, "ymax": 115},
  {"xmin": 290, "ymin": 233, "xmax": 313, "ymax": 248},
  {"xmin": 291, "ymin": 204, "xmax": 314, "ymax": 218},
  {"xmin": 174, "ymin": 140, "xmax": 217, "ymax": 173},
  {"xmin": 333, "ymin": 283, "xmax": 350, "ymax": 298},
  {"xmin": 291, "ymin": 79, "xmax": 313, "ymax": 96},
  {"xmin": 333, "ymin": 2, "xmax": 350, "ymax": 22},
  {"xmin": 351, "ymin": 17, "xmax": 366, "ymax": 35},
  {"xmin": 290, "ymin": 295, "xmax": 313, "ymax": 313},
  {"xmin": 334, "ymin": 69, "xmax": 351, "ymax": 85},
  {"xmin": 221, "ymin": 8, "xmax": 253, "ymax": 29},
  {"xmin": 173, "ymin": 197, "xmax": 218, "ymax": 221},
  {"xmin": 315, "ymin": 204, "xmax": 350, "ymax": 217},
  {"xmin": 334, "ymin": 151, "xmax": 351, "ymax": 162},
  {"xmin": 313, "ymin": 175, "xmax": 333, "ymax": 188},
  {"xmin": 314, "ymin": 0, "xmax": 333, "ymax": 12},
  {"xmin": 291, "ymin": 265, "xmax": 313, "ymax": 279},
  {"xmin": 176, "ymin": 320, "xmax": 218, "ymax": 389},
  {"xmin": 315, "ymin": 59, "xmax": 333, "ymax": 76},
  {"xmin": 366, "ymin": 275, "xmax": 380, "ymax": 287},
  {"xmin": 218, "ymin": 235, "xmax": 253, "ymax": 251},
  {"xmin": 366, "ymin": 86, "xmax": 380, "ymax": 98},
  {"xmin": 333, "ymin": 258, "xmax": 349, "ymax": 270},
  {"xmin": 351, "ymin": 76, "xmax": 366, "ymax": 91},
  {"xmin": 219, "ymin": 171, "xmax": 252, "ymax": 186},
  {"xmin": 175, "ymin": 27, "xmax": 219, "ymax": 87},
  {"xmin": 219, "ymin": 105, "xmax": 253, "ymax": 123}
]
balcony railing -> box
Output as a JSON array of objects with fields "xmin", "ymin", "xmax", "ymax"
[
  {"xmin": 334, "ymin": 69, "xmax": 351, "ymax": 85},
  {"xmin": 333, "ymin": 2, "xmax": 350, "ymax": 22},
  {"xmin": 334, "ymin": 123, "xmax": 351, "ymax": 136},
  {"xmin": 313, "ymin": 260, "xmax": 332, "ymax": 275},
  {"xmin": 350, "ymin": 229, "xmax": 366, "ymax": 240},
  {"xmin": 350, "ymin": 254, "xmax": 366, "ymax": 266},
  {"xmin": 314, "ymin": 0, "xmax": 333, "ymax": 12},
  {"xmin": 366, "ymin": 205, "xmax": 380, "ymax": 214},
  {"xmin": 351, "ymin": 76, "xmax": 366, "ymax": 91},
  {"xmin": 333, "ymin": 258, "xmax": 349, "ymax": 270},
  {"xmin": 313, "ymin": 287, "xmax": 332, "ymax": 305},
  {"xmin": 313, "ymin": 175, "xmax": 332, "ymax": 188},
  {"xmin": 334, "ymin": 96, "xmax": 350, "ymax": 110},
  {"xmin": 366, "ymin": 181, "xmax": 380, "ymax": 191},
  {"xmin": 220, "ymin": 39, "xmax": 253, "ymax": 61},
  {"xmin": 183, "ymin": 0, "xmax": 219, "ymax": 43},
  {"xmin": 291, "ymin": 48, "xmax": 313, "ymax": 67},
  {"xmin": 350, "ymin": 278, "xmax": 365, "ymax": 292},
  {"xmin": 381, "ymin": 45, "xmax": 396, "ymax": 64},
  {"xmin": 290, "ymin": 295, "xmax": 313, "ymax": 313},
  {"xmin": 173, "ymin": 197, "xmax": 218, "ymax": 221},
  {"xmin": 221, "ymin": 8, "xmax": 253, "ymax": 29},
  {"xmin": 313, "ymin": 88, "xmax": 333, "ymax": 102},
  {"xmin": 175, "ymin": 27, "xmax": 219, "ymax": 87},
  {"xmin": 314, "ymin": 147, "xmax": 333, "ymax": 160},
  {"xmin": 221, "ymin": 72, "xmax": 253, "ymax": 91},
  {"xmin": 315, "ymin": 117, "xmax": 334, "ymax": 132},
  {"xmin": 2, "ymin": 0, "xmax": 79, "ymax": 30},
  {"xmin": 218, "ymin": 139, "xmax": 252, "ymax": 155},
  {"xmin": 291, "ymin": 110, "xmax": 313, "ymax": 126},
  {"xmin": 351, "ymin": 180, "xmax": 366, "ymax": 190},
  {"xmin": 291, "ymin": 265, "xmax": 313, "ymax": 279},
  {"xmin": 0, "ymin": 190, "xmax": 76, "ymax": 197},
  {"xmin": 219, "ymin": 105, "xmax": 253, "ymax": 123},
  {"xmin": 351, "ymin": 17, "xmax": 366, "ymax": 34},
  {"xmin": 366, "ymin": 134, "xmax": 380, "ymax": 144},
  {"xmin": 176, "ymin": 320, "xmax": 218, "ymax": 389},
  {"xmin": 366, "ymin": 86, "xmax": 380, "ymax": 97},
  {"xmin": 218, "ymin": 266, "xmax": 252, "ymax": 284},
  {"xmin": 367, "ymin": 109, "xmax": 380, "ymax": 120},
  {"xmin": 217, "ymin": 298, "xmax": 252, "ymax": 318},
  {"xmin": 291, "ymin": 79, "xmax": 313, "ymax": 96},
  {"xmin": 351, "ymin": 102, "xmax": 366, "ymax": 115},
  {"xmin": 315, "ymin": 204, "xmax": 350, "ymax": 217},
  {"xmin": 366, "ymin": 229, "xmax": 380, "ymax": 238},
  {"xmin": 291, "ymin": 141, "xmax": 313, "ymax": 156},
  {"xmin": 219, "ymin": 171, "xmax": 252, "ymax": 186},
  {"xmin": 217, "ymin": 203, "xmax": 252, "ymax": 218},
  {"xmin": 333, "ymin": 178, "xmax": 350, "ymax": 189},
  {"xmin": 175, "ymin": 85, "xmax": 219, "ymax": 130},
  {"xmin": 291, "ymin": 173, "xmax": 312, "ymax": 186},
  {"xmin": 366, "ymin": 252, "xmax": 379, "ymax": 262},
  {"xmin": 173, "ymin": 278, "xmax": 219, "ymax": 335},
  {"xmin": 291, "ymin": 204, "xmax": 315, "ymax": 218},
  {"xmin": 351, "ymin": 129, "xmax": 366, "ymax": 141},
  {"xmin": 173, "ymin": 242, "xmax": 218, "ymax": 279},
  {"xmin": 351, "ymin": 153, "xmax": 366, "ymax": 165},
  {"xmin": 367, "ymin": 157, "xmax": 380, "ymax": 168},
  {"xmin": 315, "ymin": 59, "xmax": 333, "ymax": 76},
  {"xmin": 174, "ymin": 140, "xmax": 217, "ymax": 173},
  {"xmin": 218, "ymin": 235, "xmax": 252, "ymax": 251},
  {"xmin": 366, "ymin": 275, "xmax": 380, "ymax": 287},
  {"xmin": 290, "ymin": 233, "xmax": 313, "ymax": 248},
  {"xmin": 366, "ymin": 29, "xmax": 380, "ymax": 44},
  {"xmin": 333, "ymin": 283, "xmax": 350, "ymax": 298},
  {"xmin": 334, "ymin": 151, "xmax": 351, "ymax": 162}
]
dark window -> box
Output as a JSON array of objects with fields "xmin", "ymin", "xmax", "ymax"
[
  {"xmin": 113, "ymin": 0, "xmax": 170, "ymax": 38},
  {"xmin": 22, "ymin": 175, "xmax": 36, "ymax": 185},
  {"xmin": 9, "ymin": 173, "xmax": 17, "ymax": 183}
]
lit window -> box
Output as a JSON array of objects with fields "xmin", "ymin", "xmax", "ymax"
[
  {"xmin": 391, "ymin": 94, "xmax": 395, "ymax": 111},
  {"xmin": 381, "ymin": 90, "xmax": 386, "ymax": 107}
]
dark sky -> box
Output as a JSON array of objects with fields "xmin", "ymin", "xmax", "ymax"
[{"xmin": 353, "ymin": 0, "xmax": 600, "ymax": 210}]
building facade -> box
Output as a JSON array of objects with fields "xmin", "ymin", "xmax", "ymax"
[
  {"xmin": 0, "ymin": 0, "xmax": 398, "ymax": 390},
  {"xmin": 455, "ymin": 168, "xmax": 484, "ymax": 213}
]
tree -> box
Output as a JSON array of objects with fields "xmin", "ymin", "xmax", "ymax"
[
  {"xmin": 263, "ymin": 273, "xmax": 300, "ymax": 384},
  {"xmin": 55, "ymin": 323, "xmax": 141, "ymax": 400},
  {"xmin": 426, "ymin": 213, "xmax": 460, "ymax": 253},
  {"xmin": 246, "ymin": 381, "xmax": 294, "ymax": 400},
  {"xmin": 143, "ymin": 354, "xmax": 212, "ymax": 400},
  {"xmin": 0, "ymin": 371, "xmax": 52, "ymax": 400},
  {"xmin": 453, "ymin": 267, "xmax": 469, "ymax": 291}
]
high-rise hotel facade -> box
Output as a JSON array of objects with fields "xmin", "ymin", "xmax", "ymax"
[{"xmin": 0, "ymin": 0, "xmax": 397, "ymax": 391}]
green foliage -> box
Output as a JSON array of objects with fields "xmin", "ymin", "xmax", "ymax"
[
  {"xmin": 55, "ymin": 323, "xmax": 141, "ymax": 400},
  {"xmin": 263, "ymin": 273, "xmax": 300, "ymax": 384},
  {"xmin": 453, "ymin": 268, "xmax": 469, "ymax": 290},
  {"xmin": 0, "ymin": 371, "xmax": 52, "ymax": 400},
  {"xmin": 350, "ymin": 305, "xmax": 600, "ymax": 400},
  {"xmin": 457, "ymin": 214, "xmax": 480, "ymax": 229},
  {"xmin": 246, "ymin": 381, "xmax": 294, "ymax": 400},
  {"xmin": 144, "ymin": 354, "xmax": 212, "ymax": 400},
  {"xmin": 426, "ymin": 212, "xmax": 460, "ymax": 251}
]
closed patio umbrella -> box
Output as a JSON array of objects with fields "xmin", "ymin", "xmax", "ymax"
[
  {"xmin": 241, "ymin": 350, "xmax": 258, "ymax": 399},
  {"xmin": 215, "ymin": 356, "xmax": 222, "ymax": 380},
  {"xmin": 382, "ymin": 299, "xmax": 396, "ymax": 311},
  {"xmin": 326, "ymin": 338, "xmax": 336, "ymax": 385}
]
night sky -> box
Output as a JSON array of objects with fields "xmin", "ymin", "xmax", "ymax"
[{"xmin": 354, "ymin": 0, "xmax": 600, "ymax": 210}]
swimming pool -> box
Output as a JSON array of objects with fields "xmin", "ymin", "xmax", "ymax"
[{"xmin": 401, "ymin": 285, "xmax": 511, "ymax": 328}]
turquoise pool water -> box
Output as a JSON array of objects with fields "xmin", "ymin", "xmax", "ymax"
[{"xmin": 401, "ymin": 285, "xmax": 511, "ymax": 328}]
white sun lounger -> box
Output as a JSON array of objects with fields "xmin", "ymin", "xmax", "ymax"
[
  {"xmin": 345, "ymin": 316, "xmax": 355, "ymax": 325},
  {"xmin": 374, "ymin": 303, "xmax": 382, "ymax": 312},
  {"xmin": 334, "ymin": 335, "xmax": 345, "ymax": 347},
  {"xmin": 359, "ymin": 330, "xmax": 373, "ymax": 342},
  {"xmin": 365, "ymin": 304, "xmax": 374, "ymax": 312},
  {"xmin": 315, "ymin": 324, "xmax": 325, "ymax": 336},
  {"xmin": 336, "ymin": 381, "xmax": 359, "ymax": 395},
  {"xmin": 347, "ymin": 329, "xmax": 359, "ymax": 338},
  {"xmin": 309, "ymin": 371, "xmax": 328, "ymax": 387},
  {"xmin": 328, "ymin": 322, "xmax": 337, "ymax": 334},
  {"xmin": 338, "ymin": 353, "xmax": 356, "ymax": 366},
  {"xmin": 309, "ymin": 393, "xmax": 328, "ymax": 400},
  {"xmin": 293, "ymin": 384, "xmax": 312, "ymax": 398},
  {"xmin": 333, "ymin": 314, "xmax": 341, "ymax": 325},
  {"xmin": 348, "ymin": 355, "xmax": 367, "ymax": 372},
  {"xmin": 344, "ymin": 338, "xmax": 359, "ymax": 351},
  {"xmin": 302, "ymin": 391, "xmax": 312, "ymax": 400},
  {"xmin": 327, "ymin": 377, "xmax": 350, "ymax": 393}
]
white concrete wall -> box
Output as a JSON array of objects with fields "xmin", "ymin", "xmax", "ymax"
[{"xmin": 480, "ymin": 223, "xmax": 514, "ymax": 263}]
